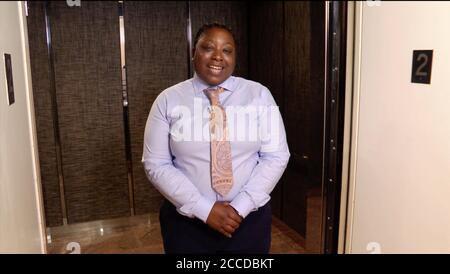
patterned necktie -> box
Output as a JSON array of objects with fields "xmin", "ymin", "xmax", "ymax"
[{"xmin": 204, "ymin": 87, "xmax": 234, "ymax": 196}]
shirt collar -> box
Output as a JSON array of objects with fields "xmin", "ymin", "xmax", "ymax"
[{"xmin": 193, "ymin": 73, "xmax": 237, "ymax": 95}]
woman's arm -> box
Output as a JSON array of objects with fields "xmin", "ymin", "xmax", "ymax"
[
  {"xmin": 230, "ymin": 88, "xmax": 290, "ymax": 218},
  {"xmin": 141, "ymin": 92, "xmax": 214, "ymax": 223}
]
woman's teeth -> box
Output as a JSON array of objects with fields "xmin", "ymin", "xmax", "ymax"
[{"xmin": 208, "ymin": 65, "xmax": 223, "ymax": 71}]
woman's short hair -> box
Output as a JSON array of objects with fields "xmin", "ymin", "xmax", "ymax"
[{"xmin": 193, "ymin": 23, "xmax": 236, "ymax": 49}]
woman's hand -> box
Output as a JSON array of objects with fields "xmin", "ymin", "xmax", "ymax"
[{"xmin": 206, "ymin": 202, "xmax": 243, "ymax": 238}]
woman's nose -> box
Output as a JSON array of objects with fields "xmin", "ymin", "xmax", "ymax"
[{"xmin": 212, "ymin": 51, "xmax": 223, "ymax": 61}]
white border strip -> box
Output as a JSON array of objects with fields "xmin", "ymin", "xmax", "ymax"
[
  {"xmin": 18, "ymin": 0, "xmax": 47, "ymax": 253},
  {"xmin": 342, "ymin": 1, "xmax": 363, "ymax": 254},
  {"xmin": 337, "ymin": 1, "xmax": 355, "ymax": 254}
]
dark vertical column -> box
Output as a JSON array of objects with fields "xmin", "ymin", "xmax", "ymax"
[
  {"xmin": 283, "ymin": 1, "xmax": 325, "ymax": 239},
  {"xmin": 26, "ymin": 1, "xmax": 63, "ymax": 227},
  {"xmin": 308, "ymin": 4, "xmax": 326, "ymax": 252},
  {"xmin": 190, "ymin": 1, "xmax": 248, "ymax": 78},
  {"xmin": 247, "ymin": 1, "xmax": 284, "ymax": 218},
  {"xmin": 118, "ymin": 1, "xmax": 135, "ymax": 216},
  {"xmin": 322, "ymin": 1, "xmax": 347, "ymax": 254},
  {"xmin": 50, "ymin": 1, "xmax": 129, "ymax": 223},
  {"xmin": 124, "ymin": 1, "xmax": 188, "ymax": 215},
  {"xmin": 309, "ymin": 2, "xmax": 326, "ymax": 187},
  {"xmin": 283, "ymin": 1, "xmax": 311, "ymax": 237}
]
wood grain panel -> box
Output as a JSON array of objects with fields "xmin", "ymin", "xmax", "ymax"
[
  {"xmin": 50, "ymin": 1, "xmax": 129, "ymax": 223},
  {"xmin": 248, "ymin": 1, "xmax": 284, "ymax": 218},
  {"xmin": 124, "ymin": 1, "xmax": 188, "ymax": 214},
  {"xmin": 283, "ymin": 1, "xmax": 325, "ymax": 236},
  {"xmin": 27, "ymin": 1, "xmax": 63, "ymax": 227}
]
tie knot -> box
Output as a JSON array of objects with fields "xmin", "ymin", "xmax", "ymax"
[{"xmin": 204, "ymin": 87, "xmax": 224, "ymax": 105}]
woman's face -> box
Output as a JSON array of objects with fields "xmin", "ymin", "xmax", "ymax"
[{"xmin": 193, "ymin": 27, "xmax": 236, "ymax": 86}]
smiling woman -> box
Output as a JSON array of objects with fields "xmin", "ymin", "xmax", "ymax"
[
  {"xmin": 142, "ymin": 23, "xmax": 290, "ymax": 254},
  {"xmin": 192, "ymin": 24, "xmax": 236, "ymax": 86}
]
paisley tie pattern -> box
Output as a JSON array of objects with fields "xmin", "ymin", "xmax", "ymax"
[{"xmin": 204, "ymin": 87, "xmax": 234, "ymax": 196}]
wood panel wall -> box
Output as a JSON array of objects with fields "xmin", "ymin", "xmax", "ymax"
[
  {"xmin": 124, "ymin": 1, "xmax": 188, "ymax": 214},
  {"xmin": 248, "ymin": 2, "xmax": 325, "ymax": 236},
  {"xmin": 27, "ymin": 1, "xmax": 62, "ymax": 227}
]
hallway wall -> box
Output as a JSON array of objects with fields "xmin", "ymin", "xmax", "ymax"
[
  {"xmin": 0, "ymin": 1, "xmax": 46, "ymax": 253},
  {"xmin": 347, "ymin": 2, "xmax": 450, "ymax": 253}
]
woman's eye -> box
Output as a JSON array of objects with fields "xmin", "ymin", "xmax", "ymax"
[
  {"xmin": 223, "ymin": 48, "xmax": 233, "ymax": 54},
  {"xmin": 202, "ymin": 45, "xmax": 213, "ymax": 51}
]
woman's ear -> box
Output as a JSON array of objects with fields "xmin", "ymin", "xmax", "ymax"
[{"xmin": 191, "ymin": 48, "xmax": 196, "ymax": 60}]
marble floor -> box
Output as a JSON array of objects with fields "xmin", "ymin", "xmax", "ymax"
[{"xmin": 46, "ymin": 213, "xmax": 309, "ymax": 254}]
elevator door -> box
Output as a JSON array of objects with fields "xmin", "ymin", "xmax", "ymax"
[{"xmin": 28, "ymin": 1, "xmax": 130, "ymax": 225}]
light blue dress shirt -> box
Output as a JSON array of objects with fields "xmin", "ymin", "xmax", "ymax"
[{"xmin": 142, "ymin": 73, "xmax": 290, "ymax": 223}]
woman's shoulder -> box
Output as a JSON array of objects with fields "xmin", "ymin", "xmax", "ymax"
[
  {"xmin": 153, "ymin": 79, "xmax": 193, "ymax": 103},
  {"xmin": 232, "ymin": 76, "xmax": 269, "ymax": 91},
  {"xmin": 160, "ymin": 79, "xmax": 193, "ymax": 96},
  {"xmin": 231, "ymin": 76, "xmax": 277, "ymax": 106},
  {"xmin": 232, "ymin": 76, "xmax": 272, "ymax": 98}
]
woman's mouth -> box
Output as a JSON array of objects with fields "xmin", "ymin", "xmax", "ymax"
[{"xmin": 207, "ymin": 65, "xmax": 224, "ymax": 72}]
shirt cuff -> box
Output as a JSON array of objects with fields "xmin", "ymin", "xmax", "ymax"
[
  {"xmin": 192, "ymin": 196, "xmax": 215, "ymax": 223},
  {"xmin": 230, "ymin": 192, "xmax": 257, "ymax": 219}
]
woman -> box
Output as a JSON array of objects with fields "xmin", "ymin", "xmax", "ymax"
[{"xmin": 142, "ymin": 23, "xmax": 290, "ymax": 254}]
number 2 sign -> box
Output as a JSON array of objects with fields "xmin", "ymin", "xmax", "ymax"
[{"xmin": 411, "ymin": 50, "xmax": 433, "ymax": 84}]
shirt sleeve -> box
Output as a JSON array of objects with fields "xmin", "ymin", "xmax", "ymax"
[
  {"xmin": 141, "ymin": 92, "xmax": 215, "ymax": 223},
  {"xmin": 230, "ymin": 87, "xmax": 290, "ymax": 218}
]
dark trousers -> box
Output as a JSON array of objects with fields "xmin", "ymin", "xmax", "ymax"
[{"xmin": 159, "ymin": 199, "xmax": 272, "ymax": 254}]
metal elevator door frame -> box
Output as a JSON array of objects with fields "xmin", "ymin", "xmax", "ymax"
[{"xmin": 321, "ymin": 1, "xmax": 348, "ymax": 254}]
